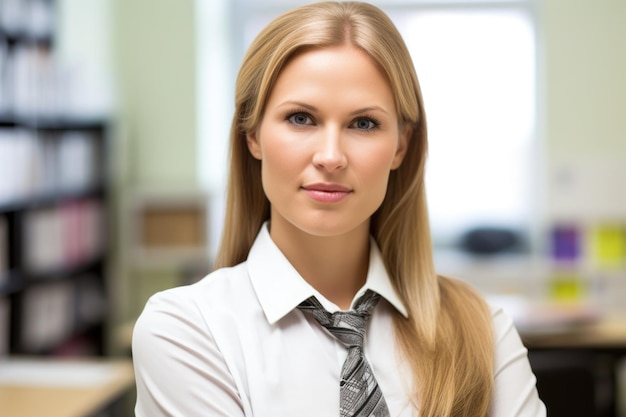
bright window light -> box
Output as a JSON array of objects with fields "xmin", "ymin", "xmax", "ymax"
[{"xmin": 390, "ymin": 8, "xmax": 536, "ymax": 245}]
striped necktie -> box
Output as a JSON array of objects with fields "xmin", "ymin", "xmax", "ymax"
[{"xmin": 298, "ymin": 290, "xmax": 390, "ymax": 417}]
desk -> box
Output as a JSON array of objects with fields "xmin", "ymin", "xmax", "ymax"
[
  {"xmin": 518, "ymin": 315, "xmax": 626, "ymax": 417},
  {"xmin": 521, "ymin": 314, "xmax": 626, "ymax": 349},
  {"xmin": 0, "ymin": 358, "xmax": 135, "ymax": 417}
]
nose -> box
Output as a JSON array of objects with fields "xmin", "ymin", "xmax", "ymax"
[{"xmin": 312, "ymin": 127, "xmax": 348, "ymax": 172}]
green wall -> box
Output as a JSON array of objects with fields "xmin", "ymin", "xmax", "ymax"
[
  {"xmin": 541, "ymin": 0, "xmax": 626, "ymax": 158},
  {"xmin": 107, "ymin": 0, "xmax": 199, "ymax": 332},
  {"xmin": 539, "ymin": 0, "xmax": 626, "ymax": 221},
  {"xmin": 113, "ymin": 0, "xmax": 197, "ymax": 187}
]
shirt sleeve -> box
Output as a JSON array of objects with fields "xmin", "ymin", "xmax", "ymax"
[
  {"xmin": 490, "ymin": 307, "xmax": 547, "ymax": 417},
  {"xmin": 132, "ymin": 289, "xmax": 245, "ymax": 417}
]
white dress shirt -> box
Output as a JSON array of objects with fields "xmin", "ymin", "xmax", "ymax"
[{"xmin": 133, "ymin": 223, "xmax": 546, "ymax": 417}]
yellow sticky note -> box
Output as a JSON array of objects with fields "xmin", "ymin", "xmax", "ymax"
[
  {"xmin": 549, "ymin": 271, "xmax": 584, "ymax": 301},
  {"xmin": 589, "ymin": 224, "xmax": 625, "ymax": 268}
]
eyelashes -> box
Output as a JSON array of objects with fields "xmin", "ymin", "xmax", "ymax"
[
  {"xmin": 352, "ymin": 117, "xmax": 380, "ymax": 131},
  {"xmin": 284, "ymin": 108, "xmax": 381, "ymax": 132},
  {"xmin": 286, "ymin": 111, "xmax": 314, "ymax": 126}
]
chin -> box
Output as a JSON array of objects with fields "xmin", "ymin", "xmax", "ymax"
[{"xmin": 290, "ymin": 216, "xmax": 370, "ymax": 239}]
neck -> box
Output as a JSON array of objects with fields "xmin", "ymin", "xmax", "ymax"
[{"xmin": 269, "ymin": 220, "xmax": 371, "ymax": 310}]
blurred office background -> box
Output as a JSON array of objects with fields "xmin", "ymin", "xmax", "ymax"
[{"xmin": 0, "ymin": 0, "xmax": 625, "ymax": 416}]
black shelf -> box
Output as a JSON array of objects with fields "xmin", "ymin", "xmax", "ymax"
[
  {"xmin": 21, "ymin": 257, "xmax": 105, "ymax": 284},
  {"xmin": 3, "ymin": 263, "xmax": 103, "ymax": 297},
  {"xmin": 0, "ymin": 31, "xmax": 54, "ymax": 49},
  {"xmin": 0, "ymin": 271, "xmax": 26, "ymax": 296},
  {"xmin": 10, "ymin": 323, "xmax": 106, "ymax": 356},
  {"xmin": 0, "ymin": 114, "xmax": 109, "ymax": 132},
  {"xmin": 0, "ymin": 185, "xmax": 107, "ymax": 214},
  {"xmin": 1, "ymin": 1, "xmax": 111, "ymax": 357}
]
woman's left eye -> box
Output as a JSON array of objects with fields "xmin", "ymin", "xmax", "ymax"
[
  {"xmin": 351, "ymin": 118, "xmax": 379, "ymax": 131},
  {"xmin": 287, "ymin": 112, "xmax": 313, "ymax": 126}
]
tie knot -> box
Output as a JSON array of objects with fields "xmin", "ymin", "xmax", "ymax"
[
  {"xmin": 298, "ymin": 290, "xmax": 380, "ymax": 348},
  {"xmin": 328, "ymin": 311, "xmax": 367, "ymax": 348}
]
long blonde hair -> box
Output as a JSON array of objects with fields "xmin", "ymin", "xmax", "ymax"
[{"xmin": 214, "ymin": 2, "xmax": 494, "ymax": 416}]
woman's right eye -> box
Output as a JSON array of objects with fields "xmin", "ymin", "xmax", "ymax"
[{"xmin": 287, "ymin": 112, "xmax": 313, "ymax": 126}]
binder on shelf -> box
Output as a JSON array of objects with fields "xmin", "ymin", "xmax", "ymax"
[
  {"xmin": 60, "ymin": 201, "xmax": 83, "ymax": 266},
  {"xmin": 82, "ymin": 199, "xmax": 105, "ymax": 262},
  {"xmin": 0, "ymin": 128, "xmax": 103, "ymax": 207},
  {"xmin": 75, "ymin": 274, "xmax": 107, "ymax": 328},
  {"xmin": 0, "ymin": 128, "xmax": 37, "ymax": 204},
  {"xmin": 32, "ymin": 131, "xmax": 58, "ymax": 195},
  {"xmin": 0, "ymin": 215, "xmax": 7, "ymax": 285},
  {"xmin": 57, "ymin": 131, "xmax": 98, "ymax": 193},
  {"xmin": 23, "ymin": 206, "xmax": 63, "ymax": 272},
  {"xmin": 22, "ymin": 198, "xmax": 105, "ymax": 273},
  {"xmin": 20, "ymin": 280, "xmax": 73, "ymax": 353},
  {"xmin": 0, "ymin": 40, "xmax": 8, "ymax": 114},
  {"xmin": 0, "ymin": 297, "xmax": 8, "ymax": 356},
  {"xmin": 60, "ymin": 199, "xmax": 105, "ymax": 267}
]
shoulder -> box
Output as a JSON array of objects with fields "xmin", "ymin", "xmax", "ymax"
[
  {"xmin": 133, "ymin": 262, "xmax": 256, "ymax": 339},
  {"xmin": 161, "ymin": 262, "xmax": 253, "ymax": 305},
  {"xmin": 132, "ymin": 266, "xmax": 250, "ymax": 416}
]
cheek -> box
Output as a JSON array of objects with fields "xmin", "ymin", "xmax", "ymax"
[
  {"xmin": 356, "ymin": 144, "xmax": 398, "ymax": 181},
  {"xmin": 368, "ymin": 164, "xmax": 393, "ymax": 202},
  {"xmin": 261, "ymin": 141, "xmax": 296, "ymax": 177},
  {"xmin": 360, "ymin": 144, "xmax": 400, "ymax": 201},
  {"xmin": 349, "ymin": 156, "xmax": 392, "ymax": 213},
  {"xmin": 257, "ymin": 129, "xmax": 303, "ymax": 192}
]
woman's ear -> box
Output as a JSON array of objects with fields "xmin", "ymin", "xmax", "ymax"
[
  {"xmin": 391, "ymin": 125, "xmax": 411, "ymax": 170},
  {"xmin": 246, "ymin": 131, "xmax": 263, "ymax": 160}
]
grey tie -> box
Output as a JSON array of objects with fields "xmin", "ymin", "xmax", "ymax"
[{"xmin": 298, "ymin": 290, "xmax": 390, "ymax": 417}]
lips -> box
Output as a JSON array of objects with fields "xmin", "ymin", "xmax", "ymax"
[{"xmin": 301, "ymin": 183, "xmax": 352, "ymax": 203}]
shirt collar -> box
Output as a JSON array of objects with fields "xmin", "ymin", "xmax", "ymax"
[{"xmin": 247, "ymin": 222, "xmax": 409, "ymax": 325}]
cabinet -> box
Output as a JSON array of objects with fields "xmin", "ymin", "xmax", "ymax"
[{"xmin": 0, "ymin": 0, "xmax": 111, "ymax": 356}]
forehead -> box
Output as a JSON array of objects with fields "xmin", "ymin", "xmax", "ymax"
[
  {"xmin": 267, "ymin": 46, "xmax": 395, "ymax": 109},
  {"xmin": 280, "ymin": 45, "xmax": 386, "ymax": 82}
]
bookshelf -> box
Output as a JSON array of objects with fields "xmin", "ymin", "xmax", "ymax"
[{"xmin": 0, "ymin": 0, "xmax": 111, "ymax": 356}]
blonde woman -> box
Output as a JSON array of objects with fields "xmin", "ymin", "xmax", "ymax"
[{"xmin": 132, "ymin": 2, "xmax": 546, "ymax": 416}]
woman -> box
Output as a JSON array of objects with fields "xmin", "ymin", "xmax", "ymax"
[{"xmin": 132, "ymin": 2, "xmax": 546, "ymax": 416}]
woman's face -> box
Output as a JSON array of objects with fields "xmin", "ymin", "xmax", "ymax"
[{"xmin": 247, "ymin": 45, "xmax": 409, "ymax": 240}]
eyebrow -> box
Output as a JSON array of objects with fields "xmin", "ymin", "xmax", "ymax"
[{"xmin": 277, "ymin": 101, "xmax": 390, "ymax": 116}]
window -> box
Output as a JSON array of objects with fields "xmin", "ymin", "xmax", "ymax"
[{"xmin": 389, "ymin": 7, "xmax": 536, "ymax": 247}]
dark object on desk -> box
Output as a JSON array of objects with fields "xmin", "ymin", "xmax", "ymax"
[
  {"xmin": 459, "ymin": 226, "xmax": 521, "ymax": 255},
  {"xmin": 529, "ymin": 351, "xmax": 598, "ymax": 417},
  {"xmin": 534, "ymin": 367, "xmax": 595, "ymax": 417}
]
